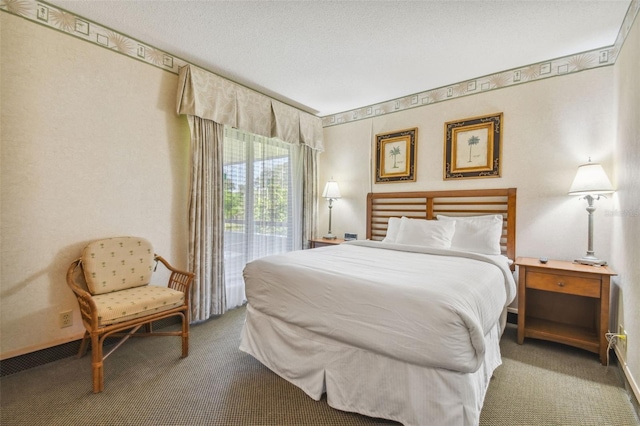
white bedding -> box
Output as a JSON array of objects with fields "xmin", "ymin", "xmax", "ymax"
[
  {"xmin": 243, "ymin": 240, "xmax": 516, "ymax": 373},
  {"xmin": 240, "ymin": 303, "xmax": 503, "ymax": 426}
]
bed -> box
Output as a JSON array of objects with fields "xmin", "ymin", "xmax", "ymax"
[{"xmin": 240, "ymin": 188, "xmax": 517, "ymax": 426}]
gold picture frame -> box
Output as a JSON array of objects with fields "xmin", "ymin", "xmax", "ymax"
[
  {"xmin": 375, "ymin": 127, "xmax": 418, "ymax": 183},
  {"xmin": 444, "ymin": 113, "xmax": 503, "ymax": 180}
]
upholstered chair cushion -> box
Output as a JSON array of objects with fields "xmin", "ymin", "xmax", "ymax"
[
  {"xmin": 82, "ymin": 237, "xmax": 154, "ymax": 295},
  {"xmin": 92, "ymin": 285, "xmax": 186, "ymax": 326}
]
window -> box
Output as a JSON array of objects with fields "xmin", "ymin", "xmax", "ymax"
[{"xmin": 223, "ymin": 127, "xmax": 303, "ymax": 308}]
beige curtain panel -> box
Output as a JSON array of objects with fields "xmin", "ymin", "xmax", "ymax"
[
  {"xmin": 176, "ymin": 64, "xmax": 324, "ymax": 152},
  {"xmin": 186, "ymin": 117, "xmax": 226, "ymax": 320}
]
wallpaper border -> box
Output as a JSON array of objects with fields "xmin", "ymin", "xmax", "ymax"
[{"xmin": 0, "ymin": 0, "xmax": 188, "ymax": 74}]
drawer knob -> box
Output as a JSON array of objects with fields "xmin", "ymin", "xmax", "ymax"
[{"xmin": 557, "ymin": 282, "xmax": 565, "ymax": 287}]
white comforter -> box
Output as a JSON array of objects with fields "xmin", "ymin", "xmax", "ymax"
[{"xmin": 243, "ymin": 240, "xmax": 516, "ymax": 373}]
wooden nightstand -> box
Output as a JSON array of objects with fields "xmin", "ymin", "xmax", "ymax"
[
  {"xmin": 516, "ymin": 257, "xmax": 616, "ymax": 364},
  {"xmin": 309, "ymin": 238, "xmax": 345, "ymax": 248}
]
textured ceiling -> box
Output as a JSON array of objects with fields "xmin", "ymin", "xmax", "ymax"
[{"xmin": 51, "ymin": 0, "xmax": 632, "ymax": 116}]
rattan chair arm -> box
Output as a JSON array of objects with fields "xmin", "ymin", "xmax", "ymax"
[
  {"xmin": 154, "ymin": 255, "xmax": 194, "ymax": 303},
  {"xmin": 66, "ymin": 259, "xmax": 100, "ymax": 329}
]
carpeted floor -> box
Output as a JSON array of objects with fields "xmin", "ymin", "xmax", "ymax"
[{"xmin": 1, "ymin": 305, "xmax": 638, "ymax": 425}]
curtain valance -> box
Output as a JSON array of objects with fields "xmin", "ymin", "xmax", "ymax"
[{"xmin": 176, "ymin": 64, "xmax": 323, "ymax": 151}]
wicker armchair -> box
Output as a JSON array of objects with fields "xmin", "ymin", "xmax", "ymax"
[{"xmin": 66, "ymin": 236, "xmax": 194, "ymax": 393}]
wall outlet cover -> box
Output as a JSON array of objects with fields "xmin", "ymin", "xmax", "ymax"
[
  {"xmin": 60, "ymin": 311, "xmax": 73, "ymax": 328},
  {"xmin": 618, "ymin": 324, "xmax": 628, "ymax": 355}
]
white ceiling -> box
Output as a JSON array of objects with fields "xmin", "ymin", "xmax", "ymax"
[{"xmin": 51, "ymin": 0, "xmax": 631, "ymax": 117}]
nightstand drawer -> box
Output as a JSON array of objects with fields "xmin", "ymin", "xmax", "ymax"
[{"xmin": 526, "ymin": 271, "xmax": 600, "ymax": 298}]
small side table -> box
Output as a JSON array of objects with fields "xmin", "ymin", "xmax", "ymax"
[
  {"xmin": 516, "ymin": 257, "xmax": 616, "ymax": 364},
  {"xmin": 309, "ymin": 238, "xmax": 345, "ymax": 248}
]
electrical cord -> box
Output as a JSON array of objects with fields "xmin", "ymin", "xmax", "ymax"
[{"xmin": 605, "ymin": 332, "xmax": 626, "ymax": 367}]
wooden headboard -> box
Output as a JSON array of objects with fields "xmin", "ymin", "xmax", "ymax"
[{"xmin": 366, "ymin": 188, "xmax": 517, "ymax": 267}]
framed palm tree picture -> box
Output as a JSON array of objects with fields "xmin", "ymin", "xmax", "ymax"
[
  {"xmin": 444, "ymin": 113, "xmax": 503, "ymax": 180},
  {"xmin": 375, "ymin": 127, "xmax": 418, "ymax": 183}
]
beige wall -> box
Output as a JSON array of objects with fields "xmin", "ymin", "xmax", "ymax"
[
  {"xmin": 320, "ymin": 68, "xmax": 615, "ymax": 262},
  {"xmin": 1, "ymin": 14, "xmax": 190, "ymax": 358},
  {"xmin": 612, "ymin": 13, "xmax": 640, "ymax": 397}
]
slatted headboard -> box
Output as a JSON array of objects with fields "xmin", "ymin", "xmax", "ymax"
[{"xmin": 366, "ymin": 188, "xmax": 517, "ymax": 269}]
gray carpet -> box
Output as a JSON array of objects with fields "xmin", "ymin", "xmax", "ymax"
[{"xmin": 1, "ymin": 305, "xmax": 638, "ymax": 425}]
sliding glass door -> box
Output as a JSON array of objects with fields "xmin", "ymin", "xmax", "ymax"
[{"xmin": 223, "ymin": 127, "xmax": 303, "ymax": 308}]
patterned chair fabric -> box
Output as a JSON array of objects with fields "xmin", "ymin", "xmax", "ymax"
[
  {"xmin": 82, "ymin": 236, "xmax": 154, "ymax": 295},
  {"xmin": 92, "ymin": 285, "xmax": 185, "ymax": 326}
]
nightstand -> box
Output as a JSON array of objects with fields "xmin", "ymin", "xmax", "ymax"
[
  {"xmin": 515, "ymin": 257, "xmax": 616, "ymax": 364},
  {"xmin": 309, "ymin": 238, "xmax": 345, "ymax": 248}
]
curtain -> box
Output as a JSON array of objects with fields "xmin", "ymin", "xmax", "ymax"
[
  {"xmin": 177, "ymin": 64, "xmax": 323, "ymax": 321},
  {"xmin": 302, "ymin": 145, "xmax": 318, "ymax": 250},
  {"xmin": 186, "ymin": 116, "xmax": 226, "ymax": 321}
]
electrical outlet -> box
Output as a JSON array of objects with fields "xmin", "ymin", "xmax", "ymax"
[
  {"xmin": 60, "ymin": 310, "xmax": 73, "ymax": 328},
  {"xmin": 618, "ymin": 324, "xmax": 628, "ymax": 355}
]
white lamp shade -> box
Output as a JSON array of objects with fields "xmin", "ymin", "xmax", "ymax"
[
  {"xmin": 568, "ymin": 162, "xmax": 614, "ymax": 195},
  {"xmin": 322, "ymin": 181, "xmax": 341, "ymax": 199}
]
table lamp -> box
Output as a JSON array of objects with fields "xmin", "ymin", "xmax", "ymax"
[
  {"xmin": 322, "ymin": 180, "xmax": 341, "ymax": 240},
  {"xmin": 568, "ymin": 159, "xmax": 614, "ymax": 266}
]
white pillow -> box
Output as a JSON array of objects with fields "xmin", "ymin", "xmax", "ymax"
[
  {"xmin": 395, "ymin": 217, "xmax": 456, "ymax": 249},
  {"xmin": 437, "ymin": 214, "xmax": 503, "ymax": 255},
  {"xmin": 382, "ymin": 217, "xmax": 403, "ymax": 243}
]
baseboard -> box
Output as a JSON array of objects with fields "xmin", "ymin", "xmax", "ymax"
[
  {"xmin": 0, "ymin": 316, "xmax": 181, "ymax": 377},
  {"xmin": 614, "ymin": 345, "xmax": 640, "ymax": 421},
  {"xmin": 0, "ymin": 337, "xmax": 84, "ymax": 377}
]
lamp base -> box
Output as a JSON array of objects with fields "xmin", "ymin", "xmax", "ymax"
[
  {"xmin": 323, "ymin": 234, "xmax": 337, "ymax": 240},
  {"xmin": 574, "ymin": 256, "xmax": 607, "ymax": 266}
]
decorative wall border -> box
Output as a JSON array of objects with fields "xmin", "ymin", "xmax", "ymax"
[
  {"xmin": 321, "ymin": 0, "xmax": 639, "ymax": 127},
  {"xmin": 2, "ymin": 0, "xmax": 638, "ymax": 128},
  {"xmin": 1, "ymin": 0, "xmax": 188, "ymax": 74}
]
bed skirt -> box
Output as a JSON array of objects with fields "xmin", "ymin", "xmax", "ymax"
[{"xmin": 239, "ymin": 303, "xmax": 502, "ymax": 426}]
